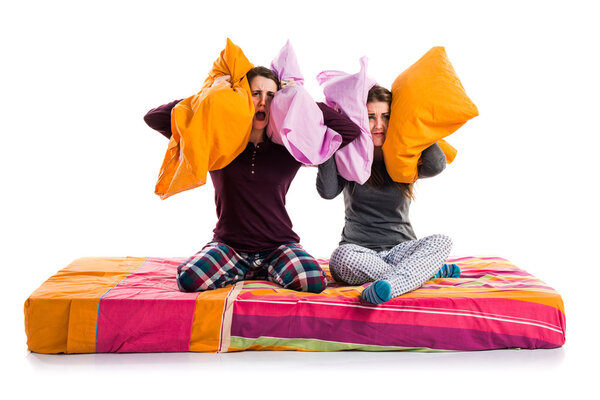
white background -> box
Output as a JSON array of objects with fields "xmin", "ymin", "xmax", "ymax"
[{"xmin": 2, "ymin": 0, "xmax": 598, "ymax": 398}]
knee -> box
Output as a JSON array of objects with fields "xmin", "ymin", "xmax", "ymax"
[
  {"xmin": 330, "ymin": 247, "xmax": 344, "ymax": 267},
  {"xmin": 329, "ymin": 244, "xmax": 362, "ymax": 283},
  {"xmin": 176, "ymin": 274, "xmax": 195, "ymax": 292},
  {"xmin": 302, "ymin": 269, "xmax": 328, "ymax": 293},
  {"xmin": 272, "ymin": 244, "xmax": 327, "ymax": 293},
  {"xmin": 299, "ymin": 256, "xmax": 328, "ymax": 293},
  {"xmin": 176, "ymin": 255, "xmax": 202, "ymax": 292},
  {"xmin": 426, "ymin": 234, "xmax": 453, "ymax": 261},
  {"xmin": 329, "ymin": 246, "xmax": 348, "ymax": 280},
  {"xmin": 176, "ymin": 265, "xmax": 199, "ymax": 292},
  {"xmin": 330, "ymin": 244, "xmax": 360, "ymax": 267},
  {"xmin": 427, "ymin": 234, "xmax": 453, "ymax": 250},
  {"xmin": 176, "ymin": 244, "xmax": 232, "ymax": 292},
  {"xmin": 287, "ymin": 261, "xmax": 328, "ymax": 294}
]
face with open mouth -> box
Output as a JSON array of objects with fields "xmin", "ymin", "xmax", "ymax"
[
  {"xmin": 367, "ymin": 101, "xmax": 390, "ymax": 147},
  {"xmin": 250, "ymin": 76, "xmax": 278, "ymax": 131}
]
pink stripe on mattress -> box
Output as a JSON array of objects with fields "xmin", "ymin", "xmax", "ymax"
[
  {"xmin": 236, "ymin": 292, "xmax": 561, "ymax": 325},
  {"xmin": 231, "ymin": 314, "xmax": 561, "ymax": 350},
  {"xmin": 232, "ymin": 295, "xmax": 565, "ymax": 344},
  {"xmin": 96, "ymin": 257, "xmax": 199, "ymax": 353}
]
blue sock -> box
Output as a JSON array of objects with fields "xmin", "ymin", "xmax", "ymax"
[
  {"xmin": 433, "ymin": 263, "xmax": 461, "ymax": 279},
  {"xmin": 362, "ymin": 280, "xmax": 392, "ymax": 304}
]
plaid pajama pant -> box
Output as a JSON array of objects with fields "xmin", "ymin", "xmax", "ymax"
[{"xmin": 177, "ymin": 241, "xmax": 327, "ymax": 293}]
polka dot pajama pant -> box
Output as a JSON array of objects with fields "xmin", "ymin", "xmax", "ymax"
[{"xmin": 329, "ymin": 234, "xmax": 452, "ymax": 298}]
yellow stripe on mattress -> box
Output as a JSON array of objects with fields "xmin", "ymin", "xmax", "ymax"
[{"xmin": 399, "ymin": 288, "xmax": 565, "ymax": 312}]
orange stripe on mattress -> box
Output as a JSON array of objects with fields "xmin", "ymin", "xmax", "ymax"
[
  {"xmin": 24, "ymin": 257, "xmax": 145, "ymax": 354},
  {"xmin": 399, "ymin": 288, "xmax": 565, "ymax": 313},
  {"xmin": 189, "ymin": 286, "xmax": 234, "ymax": 352}
]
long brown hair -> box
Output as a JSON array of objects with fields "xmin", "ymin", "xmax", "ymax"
[{"xmin": 365, "ymin": 85, "xmax": 415, "ymax": 200}]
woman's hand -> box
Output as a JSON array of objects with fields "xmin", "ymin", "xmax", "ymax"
[
  {"xmin": 280, "ymin": 80, "xmax": 297, "ymax": 88},
  {"xmin": 212, "ymin": 75, "xmax": 231, "ymax": 87}
]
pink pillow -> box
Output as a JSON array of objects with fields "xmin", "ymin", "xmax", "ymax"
[
  {"xmin": 317, "ymin": 57, "xmax": 376, "ymax": 184},
  {"xmin": 268, "ymin": 41, "xmax": 341, "ymax": 165}
]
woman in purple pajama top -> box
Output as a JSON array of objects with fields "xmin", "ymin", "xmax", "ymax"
[{"xmin": 145, "ymin": 67, "xmax": 361, "ymax": 294}]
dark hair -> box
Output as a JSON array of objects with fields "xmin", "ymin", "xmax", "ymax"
[
  {"xmin": 246, "ymin": 66, "xmax": 280, "ymax": 89},
  {"xmin": 364, "ymin": 85, "xmax": 415, "ymax": 200},
  {"xmin": 367, "ymin": 85, "xmax": 392, "ymax": 105}
]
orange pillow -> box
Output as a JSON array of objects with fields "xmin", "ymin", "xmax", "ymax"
[
  {"xmin": 437, "ymin": 138, "xmax": 457, "ymax": 163},
  {"xmin": 155, "ymin": 38, "xmax": 254, "ymax": 199},
  {"xmin": 382, "ymin": 47, "xmax": 478, "ymax": 183}
]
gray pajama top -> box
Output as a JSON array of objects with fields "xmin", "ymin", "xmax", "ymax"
[{"xmin": 316, "ymin": 144, "xmax": 447, "ymax": 252}]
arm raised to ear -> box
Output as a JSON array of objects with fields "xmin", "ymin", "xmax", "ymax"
[
  {"xmin": 317, "ymin": 157, "xmax": 347, "ymax": 200},
  {"xmin": 317, "ymin": 102, "xmax": 361, "ymax": 148},
  {"xmin": 417, "ymin": 143, "xmax": 447, "ymax": 179},
  {"xmin": 143, "ymin": 99, "xmax": 183, "ymax": 139}
]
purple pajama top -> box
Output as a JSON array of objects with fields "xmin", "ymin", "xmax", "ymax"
[{"xmin": 144, "ymin": 100, "xmax": 360, "ymax": 252}]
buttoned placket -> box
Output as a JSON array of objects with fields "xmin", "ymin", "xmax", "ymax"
[{"xmin": 250, "ymin": 143, "xmax": 260, "ymax": 175}]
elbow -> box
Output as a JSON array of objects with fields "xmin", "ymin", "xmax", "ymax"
[
  {"xmin": 349, "ymin": 125, "xmax": 362, "ymax": 141},
  {"xmin": 339, "ymin": 129, "xmax": 361, "ymax": 149},
  {"xmin": 143, "ymin": 109, "xmax": 162, "ymax": 131},
  {"xmin": 316, "ymin": 184, "xmax": 341, "ymax": 200},
  {"xmin": 143, "ymin": 112, "xmax": 155, "ymax": 129},
  {"xmin": 318, "ymin": 190, "xmax": 338, "ymax": 200},
  {"xmin": 419, "ymin": 156, "xmax": 447, "ymax": 178},
  {"xmin": 143, "ymin": 112, "xmax": 172, "ymax": 139},
  {"xmin": 418, "ymin": 143, "xmax": 448, "ymax": 178}
]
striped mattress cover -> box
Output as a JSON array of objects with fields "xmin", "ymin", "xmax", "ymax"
[{"xmin": 24, "ymin": 256, "xmax": 566, "ymax": 353}]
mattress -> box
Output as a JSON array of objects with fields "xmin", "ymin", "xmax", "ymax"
[{"xmin": 24, "ymin": 256, "xmax": 566, "ymax": 353}]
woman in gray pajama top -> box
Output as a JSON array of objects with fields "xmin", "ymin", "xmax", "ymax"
[{"xmin": 316, "ymin": 85, "xmax": 460, "ymax": 304}]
